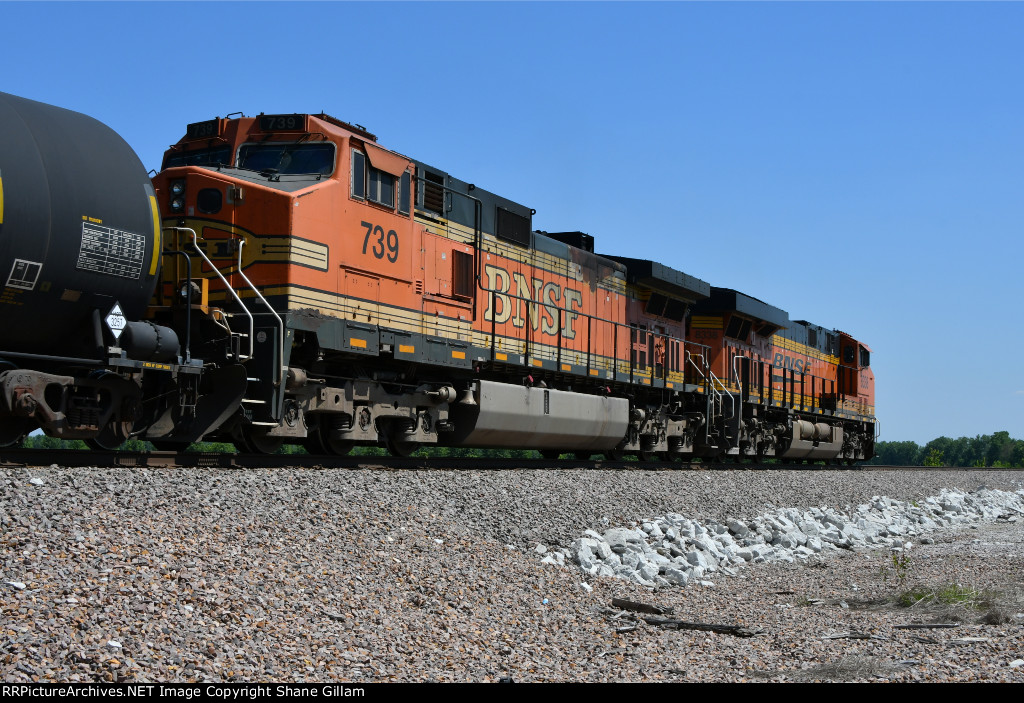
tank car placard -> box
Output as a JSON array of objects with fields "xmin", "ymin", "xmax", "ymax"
[{"xmin": 76, "ymin": 220, "xmax": 146, "ymax": 279}]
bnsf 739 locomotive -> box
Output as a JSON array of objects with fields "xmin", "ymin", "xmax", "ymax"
[{"xmin": 0, "ymin": 93, "xmax": 875, "ymax": 462}]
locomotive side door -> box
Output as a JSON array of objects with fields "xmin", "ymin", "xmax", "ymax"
[{"xmin": 838, "ymin": 333, "xmax": 859, "ymax": 398}]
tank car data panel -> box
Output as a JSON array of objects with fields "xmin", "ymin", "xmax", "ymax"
[{"xmin": 76, "ymin": 219, "xmax": 147, "ymax": 279}]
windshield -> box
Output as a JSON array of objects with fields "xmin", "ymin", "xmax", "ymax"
[
  {"xmin": 162, "ymin": 145, "xmax": 232, "ymax": 169},
  {"xmin": 237, "ymin": 142, "xmax": 335, "ymax": 175}
]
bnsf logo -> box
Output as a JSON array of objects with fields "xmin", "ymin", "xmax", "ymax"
[
  {"xmin": 483, "ymin": 264, "xmax": 583, "ymax": 339},
  {"xmin": 773, "ymin": 352, "xmax": 810, "ymax": 374}
]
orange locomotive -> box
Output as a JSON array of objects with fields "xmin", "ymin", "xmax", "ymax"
[{"xmin": 147, "ymin": 112, "xmax": 875, "ymax": 462}]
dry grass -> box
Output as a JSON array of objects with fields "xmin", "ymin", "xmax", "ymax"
[
  {"xmin": 894, "ymin": 581, "xmax": 1024, "ymax": 625},
  {"xmin": 752, "ymin": 656, "xmax": 906, "ymax": 682}
]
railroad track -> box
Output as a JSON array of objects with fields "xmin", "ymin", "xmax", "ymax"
[{"xmin": 0, "ymin": 448, "xmax": 1004, "ymax": 471}]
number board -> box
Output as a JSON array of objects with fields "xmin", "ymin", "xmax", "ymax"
[
  {"xmin": 258, "ymin": 114, "xmax": 307, "ymax": 132},
  {"xmin": 186, "ymin": 119, "xmax": 221, "ymax": 140}
]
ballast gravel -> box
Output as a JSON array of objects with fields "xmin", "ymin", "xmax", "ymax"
[{"xmin": 1, "ymin": 466, "xmax": 1023, "ymax": 683}]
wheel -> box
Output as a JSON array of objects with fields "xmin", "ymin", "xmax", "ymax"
[
  {"xmin": 605, "ymin": 449, "xmax": 625, "ymax": 461},
  {"xmin": 85, "ymin": 419, "xmax": 133, "ymax": 451},
  {"xmin": 573, "ymin": 451, "xmax": 592, "ymax": 460},
  {"xmin": 386, "ymin": 435, "xmax": 418, "ymax": 458},
  {"xmin": 540, "ymin": 450, "xmax": 563, "ymax": 461},
  {"xmin": 305, "ymin": 417, "xmax": 354, "ymax": 456},
  {"xmin": 0, "ymin": 419, "xmax": 35, "ymax": 448},
  {"xmin": 232, "ymin": 425, "xmax": 283, "ymax": 454},
  {"xmin": 638, "ymin": 450, "xmax": 658, "ymax": 462}
]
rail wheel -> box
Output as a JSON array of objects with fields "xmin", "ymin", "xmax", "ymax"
[
  {"xmin": 304, "ymin": 426, "xmax": 351, "ymax": 456},
  {"xmin": 540, "ymin": 450, "xmax": 563, "ymax": 461},
  {"xmin": 85, "ymin": 419, "xmax": 133, "ymax": 451},
  {"xmin": 306, "ymin": 416, "xmax": 353, "ymax": 456},
  {"xmin": 604, "ymin": 448, "xmax": 625, "ymax": 461},
  {"xmin": 573, "ymin": 451, "xmax": 592, "ymax": 460},
  {"xmin": 0, "ymin": 419, "xmax": 34, "ymax": 448},
  {"xmin": 386, "ymin": 435, "xmax": 418, "ymax": 458},
  {"xmin": 232, "ymin": 425, "xmax": 283, "ymax": 455}
]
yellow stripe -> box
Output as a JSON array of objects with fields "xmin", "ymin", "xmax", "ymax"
[
  {"xmin": 149, "ymin": 195, "xmax": 161, "ymax": 275},
  {"xmin": 690, "ymin": 316, "xmax": 723, "ymax": 329}
]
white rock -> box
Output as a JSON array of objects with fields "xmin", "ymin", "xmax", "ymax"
[
  {"xmin": 638, "ymin": 563, "xmax": 659, "ymax": 582},
  {"xmin": 629, "ymin": 571, "xmax": 657, "ymax": 587},
  {"xmin": 728, "ymin": 520, "xmax": 750, "ymax": 537},
  {"xmin": 603, "ymin": 527, "xmax": 645, "ymax": 553},
  {"xmin": 663, "ymin": 567, "xmax": 691, "ymax": 586}
]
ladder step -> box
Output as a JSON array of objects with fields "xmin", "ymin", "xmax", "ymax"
[
  {"xmin": 241, "ymin": 399, "xmax": 267, "ymax": 404},
  {"xmin": 246, "ymin": 378, "xmax": 260, "ymax": 382},
  {"xmin": 249, "ymin": 421, "xmax": 278, "ymax": 427}
]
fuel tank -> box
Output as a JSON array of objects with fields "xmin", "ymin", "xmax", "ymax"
[{"xmin": 0, "ymin": 92, "xmax": 160, "ymax": 357}]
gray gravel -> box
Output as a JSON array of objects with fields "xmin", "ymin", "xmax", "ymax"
[{"xmin": 2, "ymin": 466, "xmax": 1022, "ymax": 682}]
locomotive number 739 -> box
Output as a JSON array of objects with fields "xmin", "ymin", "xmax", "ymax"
[{"xmin": 360, "ymin": 221, "xmax": 399, "ymax": 263}]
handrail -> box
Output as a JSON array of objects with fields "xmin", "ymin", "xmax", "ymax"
[
  {"xmin": 685, "ymin": 349, "xmax": 735, "ymax": 429},
  {"xmin": 169, "ymin": 227, "xmax": 253, "ymax": 360},
  {"xmin": 161, "ymin": 249, "xmax": 193, "ymax": 364},
  {"xmin": 692, "ymin": 351, "xmax": 733, "ymax": 417},
  {"xmin": 235, "ymin": 238, "xmax": 287, "ymax": 388},
  {"xmin": 708, "ymin": 368, "xmax": 735, "ymax": 420},
  {"xmin": 733, "ymin": 355, "xmax": 840, "ymax": 412}
]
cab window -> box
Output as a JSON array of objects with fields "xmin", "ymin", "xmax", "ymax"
[
  {"xmin": 162, "ymin": 145, "xmax": 232, "ymax": 170},
  {"xmin": 352, "ymin": 149, "xmax": 404, "ymax": 210},
  {"xmin": 237, "ymin": 142, "xmax": 335, "ymax": 175}
]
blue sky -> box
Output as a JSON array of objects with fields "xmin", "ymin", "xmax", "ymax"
[{"xmin": 3, "ymin": 1, "xmax": 1021, "ymax": 443}]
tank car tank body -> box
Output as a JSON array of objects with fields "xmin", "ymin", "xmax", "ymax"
[{"xmin": 0, "ymin": 93, "xmax": 192, "ymax": 447}]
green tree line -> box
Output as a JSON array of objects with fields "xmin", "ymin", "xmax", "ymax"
[
  {"xmin": 17, "ymin": 434, "xmax": 545, "ymax": 459},
  {"xmin": 867, "ymin": 431, "xmax": 1024, "ymax": 468},
  {"xmin": 18, "ymin": 431, "xmax": 1024, "ymax": 466}
]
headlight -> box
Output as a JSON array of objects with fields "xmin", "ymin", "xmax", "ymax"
[
  {"xmin": 170, "ymin": 197, "xmax": 184, "ymax": 211},
  {"xmin": 170, "ymin": 180, "xmax": 186, "ymax": 195}
]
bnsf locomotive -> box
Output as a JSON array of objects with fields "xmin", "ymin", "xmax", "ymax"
[{"xmin": 0, "ymin": 93, "xmax": 875, "ymax": 462}]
